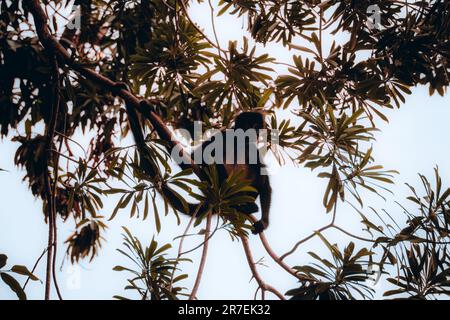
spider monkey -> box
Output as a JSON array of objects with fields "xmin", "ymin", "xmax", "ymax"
[{"xmin": 112, "ymin": 83, "xmax": 272, "ymax": 234}]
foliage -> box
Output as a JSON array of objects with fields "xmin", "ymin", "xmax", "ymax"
[
  {"xmin": 287, "ymin": 241, "xmax": 374, "ymax": 300},
  {"xmin": 0, "ymin": 0, "xmax": 449, "ymax": 299},
  {"xmin": 384, "ymin": 243, "xmax": 450, "ymax": 299},
  {"xmin": 189, "ymin": 166, "xmax": 258, "ymax": 237},
  {"xmin": 376, "ymin": 168, "xmax": 450, "ymax": 299},
  {"xmin": 0, "ymin": 253, "xmax": 39, "ymax": 300},
  {"xmin": 113, "ymin": 228, "xmax": 189, "ymax": 300},
  {"xmin": 287, "ymin": 168, "xmax": 450, "ymax": 300}
]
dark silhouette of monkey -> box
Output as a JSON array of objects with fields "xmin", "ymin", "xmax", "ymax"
[
  {"xmin": 187, "ymin": 110, "xmax": 272, "ymax": 234},
  {"xmin": 112, "ymin": 83, "xmax": 272, "ymax": 234}
]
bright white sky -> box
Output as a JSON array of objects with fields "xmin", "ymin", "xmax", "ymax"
[{"xmin": 1, "ymin": 1, "xmax": 449, "ymax": 300}]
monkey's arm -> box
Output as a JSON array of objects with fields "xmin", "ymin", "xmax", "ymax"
[
  {"xmin": 112, "ymin": 83, "xmax": 200, "ymax": 216},
  {"xmin": 113, "ymin": 85, "xmax": 217, "ymax": 218},
  {"xmin": 111, "ymin": 83, "xmax": 198, "ymax": 174},
  {"xmin": 129, "ymin": 102, "xmax": 202, "ymax": 216},
  {"xmin": 139, "ymin": 100, "xmax": 200, "ymax": 175},
  {"xmin": 252, "ymin": 174, "xmax": 272, "ymax": 234}
]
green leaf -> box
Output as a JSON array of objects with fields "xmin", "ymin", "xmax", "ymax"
[
  {"xmin": 1, "ymin": 273, "xmax": 26, "ymax": 300},
  {"xmin": 11, "ymin": 265, "xmax": 39, "ymax": 281},
  {"xmin": 112, "ymin": 266, "xmax": 136, "ymax": 274},
  {"xmin": 0, "ymin": 254, "xmax": 7, "ymax": 269},
  {"xmin": 172, "ymin": 274, "xmax": 188, "ymax": 283},
  {"xmin": 383, "ymin": 289, "xmax": 405, "ymax": 297},
  {"xmin": 143, "ymin": 193, "xmax": 149, "ymax": 220},
  {"xmin": 152, "ymin": 197, "xmax": 161, "ymax": 233},
  {"xmin": 153, "ymin": 243, "xmax": 172, "ymax": 256},
  {"xmin": 289, "ymin": 44, "xmax": 316, "ymax": 55}
]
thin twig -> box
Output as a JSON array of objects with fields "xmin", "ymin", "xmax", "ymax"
[
  {"xmin": 169, "ymin": 205, "xmax": 200, "ymax": 290},
  {"xmin": 280, "ymin": 224, "xmax": 333, "ymax": 261},
  {"xmin": 207, "ymin": 0, "xmax": 225, "ymax": 60},
  {"xmin": 178, "ymin": 0, "xmax": 228, "ymax": 55},
  {"xmin": 180, "ymin": 214, "xmax": 221, "ymax": 256},
  {"xmin": 22, "ymin": 248, "xmax": 48, "ymax": 291},
  {"xmin": 332, "ymin": 225, "xmax": 376, "ymax": 243},
  {"xmin": 281, "ymin": 204, "xmax": 338, "ymax": 260},
  {"xmin": 54, "ymin": 131, "xmax": 87, "ymax": 157}
]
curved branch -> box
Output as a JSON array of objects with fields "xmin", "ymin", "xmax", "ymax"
[
  {"xmin": 240, "ymin": 235, "xmax": 285, "ymax": 300},
  {"xmin": 189, "ymin": 213, "xmax": 212, "ymax": 300},
  {"xmin": 50, "ymin": 58, "xmax": 63, "ymax": 301},
  {"xmin": 180, "ymin": 216, "xmax": 221, "ymax": 256},
  {"xmin": 332, "ymin": 225, "xmax": 376, "ymax": 243},
  {"xmin": 248, "ymin": 215, "xmax": 312, "ymax": 282},
  {"xmin": 281, "ymin": 204, "xmax": 338, "ymax": 260},
  {"xmin": 280, "ymin": 224, "xmax": 333, "ymax": 261}
]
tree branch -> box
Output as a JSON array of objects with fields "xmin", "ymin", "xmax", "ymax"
[
  {"xmin": 280, "ymin": 224, "xmax": 333, "ymax": 261},
  {"xmin": 169, "ymin": 204, "xmax": 200, "ymax": 291},
  {"xmin": 22, "ymin": 247, "xmax": 48, "ymax": 291},
  {"xmin": 240, "ymin": 234, "xmax": 285, "ymax": 300},
  {"xmin": 49, "ymin": 56, "xmax": 63, "ymax": 301},
  {"xmin": 41, "ymin": 48, "xmax": 61, "ymax": 300},
  {"xmin": 248, "ymin": 215, "xmax": 313, "ymax": 282},
  {"xmin": 25, "ymin": 0, "xmax": 200, "ymax": 177},
  {"xmin": 189, "ymin": 212, "xmax": 212, "ymax": 300},
  {"xmin": 280, "ymin": 204, "xmax": 338, "ymax": 260}
]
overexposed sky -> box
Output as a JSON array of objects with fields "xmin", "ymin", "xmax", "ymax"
[{"xmin": 1, "ymin": 1, "xmax": 449, "ymax": 300}]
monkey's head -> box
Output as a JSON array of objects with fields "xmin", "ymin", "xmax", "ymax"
[{"xmin": 234, "ymin": 111, "xmax": 266, "ymax": 131}]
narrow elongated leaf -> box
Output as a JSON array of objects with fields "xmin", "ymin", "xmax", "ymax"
[
  {"xmin": 1, "ymin": 273, "xmax": 26, "ymax": 300},
  {"xmin": 11, "ymin": 265, "xmax": 39, "ymax": 281}
]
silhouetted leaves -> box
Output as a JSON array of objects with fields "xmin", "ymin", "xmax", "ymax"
[
  {"xmin": 1, "ymin": 0, "xmax": 449, "ymax": 300},
  {"xmin": 113, "ymin": 228, "xmax": 189, "ymax": 300},
  {"xmin": 65, "ymin": 217, "xmax": 107, "ymax": 264},
  {"xmin": 0, "ymin": 253, "xmax": 39, "ymax": 300},
  {"xmin": 287, "ymin": 241, "xmax": 375, "ymax": 300},
  {"xmin": 384, "ymin": 244, "xmax": 450, "ymax": 299}
]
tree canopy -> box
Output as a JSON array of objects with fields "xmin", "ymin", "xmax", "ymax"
[{"xmin": 0, "ymin": 0, "xmax": 449, "ymax": 300}]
